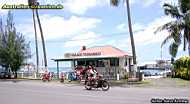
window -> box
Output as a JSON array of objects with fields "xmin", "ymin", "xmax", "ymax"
[
  {"xmin": 77, "ymin": 61, "xmax": 85, "ymax": 66},
  {"xmin": 96, "ymin": 60, "xmax": 105, "ymax": 67},
  {"xmin": 125, "ymin": 58, "xmax": 128, "ymax": 66},
  {"xmin": 86, "ymin": 60, "xmax": 96, "ymax": 66},
  {"xmin": 110, "ymin": 58, "xmax": 119, "ymax": 66}
]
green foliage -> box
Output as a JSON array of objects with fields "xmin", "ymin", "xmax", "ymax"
[
  {"xmin": 123, "ymin": 72, "xmax": 128, "ymax": 80},
  {"xmin": 155, "ymin": 0, "xmax": 190, "ymax": 57},
  {"xmin": 111, "ymin": 0, "xmax": 120, "ymax": 6},
  {"xmin": 173, "ymin": 56, "xmax": 190, "ymax": 80},
  {"xmin": 0, "ymin": 11, "xmax": 31, "ymax": 78}
]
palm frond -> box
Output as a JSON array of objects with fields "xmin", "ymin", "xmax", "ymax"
[
  {"xmin": 159, "ymin": 20, "xmax": 183, "ymax": 48},
  {"xmin": 28, "ymin": 0, "xmax": 38, "ymax": 8},
  {"xmin": 184, "ymin": 11, "xmax": 190, "ymax": 28},
  {"xmin": 163, "ymin": 3, "xmax": 182, "ymax": 19},
  {"xmin": 161, "ymin": 34, "xmax": 172, "ymax": 47},
  {"xmin": 155, "ymin": 21, "xmax": 175, "ymax": 33},
  {"xmin": 110, "ymin": 0, "xmax": 120, "ymax": 6},
  {"xmin": 28, "ymin": 0, "xmax": 36, "ymax": 6},
  {"xmin": 179, "ymin": 0, "xmax": 190, "ymax": 14},
  {"xmin": 155, "ymin": 19, "xmax": 184, "ymax": 33}
]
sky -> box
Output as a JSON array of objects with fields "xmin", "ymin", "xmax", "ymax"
[{"xmin": 0, "ymin": 0, "xmax": 188, "ymax": 67}]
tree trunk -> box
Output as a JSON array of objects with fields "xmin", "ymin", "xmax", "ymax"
[
  {"xmin": 35, "ymin": 9, "xmax": 48, "ymax": 68},
  {"xmin": 14, "ymin": 71, "xmax": 17, "ymax": 78},
  {"xmin": 125, "ymin": 0, "xmax": 137, "ymax": 77},
  {"xmin": 32, "ymin": 9, "xmax": 39, "ymax": 75},
  {"xmin": 188, "ymin": 41, "xmax": 190, "ymax": 55}
]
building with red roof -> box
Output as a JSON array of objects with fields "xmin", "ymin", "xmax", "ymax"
[{"xmin": 53, "ymin": 45, "xmax": 133, "ymax": 79}]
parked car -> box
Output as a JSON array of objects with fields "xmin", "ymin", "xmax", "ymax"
[{"xmin": 0, "ymin": 71, "xmax": 12, "ymax": 79}]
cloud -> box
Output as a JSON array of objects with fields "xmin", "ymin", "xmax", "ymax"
[
  {"xmin": 141, "ymin": 16, "xmax": 174, "ymax": 45},
  {"xmin": 64, "ymin": 0, "xmax": 153, "ymax": 15},
  {"xmin": 136, "ymin": 0, "xmax": 177, "ymax": 8},
  {"xmin": 133, "ymin": 16, "xmax": 174, "ymax": 46},
  {"xmin": 127, "ymin": 0, "xmax": 177, "ymax": 8},
  {"xmin": 114, "ymin": 16, "xmax": 172, "ymax": 52},
  {"xmin": 17, "ymin": 15, "xmax": 101, "ymax": 40},
  {"xmin": 116, "ymin": 23, "xmax": 144, "ymax": 32},
  {"xmin": 64, "ymin": 0, "xmax": 109, "ymax": 15},
  {"xmin": 116, "ymin": 23, "xmax": 126, "ymax": 31},
  {"xmin": 123, "ymin": 0, "xmax": 156, "ymax": 7},
  {"xmin": 141, "ymin": 0, "xmax": 157, "ymax": 7},
  {"xmin": 117, "ymin": 16, "xmax": 174, "ymax": 50},
  {"xmin": 64, "ymin": 31, "xmax": 98, "ymax": 47},
  {"xmin": 39, "ymin": 0, "xmax": 64, "ymax": 5}
]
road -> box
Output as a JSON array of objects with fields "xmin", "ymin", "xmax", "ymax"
[{"xmin": 0, "ymin": 80, "xmax": 189, "ymax": 104}]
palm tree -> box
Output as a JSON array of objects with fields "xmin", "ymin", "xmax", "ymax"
[
  {"xmin": 28, "ymin": 0, "xmax": 47, "ymax": 72},
  {"xmin": 35, "ymin": 4, "xmax": 48, "ymax": 68},
  {"xmin": 111, "ymin": 0, "xmax": 137, "ymax": 77},
  {"xmin": 28, "ymin": 0, "xmax": 39, "ymax": 75},
  {"xmin": 155, "ymin": 0, "xmax": 190, "ymax": 58}
]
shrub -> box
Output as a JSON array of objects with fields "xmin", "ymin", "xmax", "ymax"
[{"xmin": 173, "ymin": 56, "xmax": 190, "ymax": 80}]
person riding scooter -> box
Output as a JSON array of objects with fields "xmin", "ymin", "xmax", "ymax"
[
  {"xmin": 42, "ymin": 70, "xmax": 51, "ymax": 81},
  {"xmin": 87, "ymin": 65, "xmax": 98, "ymax": 84},
  {"xmin": 60, "ymin": 72, "xmax": 64, "ymax": 83}
]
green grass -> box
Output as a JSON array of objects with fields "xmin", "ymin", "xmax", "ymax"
[
  {"xmin": 108, "ymin": 79, "xmax": 152, "ymax": 87},
  {"xmin": 168, "ymin": 78, "xmax": 190, "ymax": 86},
  {"xmin": 131, "ymin": 80, "xmax": 153, "ymax": 87}
]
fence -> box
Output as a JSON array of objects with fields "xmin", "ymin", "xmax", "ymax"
[{"xmin": 16, "ymin": 71, "xmax": 142, "ymax": 81}]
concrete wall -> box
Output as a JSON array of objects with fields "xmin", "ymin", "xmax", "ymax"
[{"xmin": 96, "ymin": 67, "xmax": 117, "ymax": 79}]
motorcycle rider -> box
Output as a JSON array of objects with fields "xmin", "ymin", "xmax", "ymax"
[
  {"xmin": 88, "ymin": 65, "xmax": 98, "ymax": 84},
  {"xmin": 75, "ymin": 65, "xmax": 83, "ymax": 80},
  {"xmin": 60, "ymin": 72, "xmax": 64, "ymax": 82}
]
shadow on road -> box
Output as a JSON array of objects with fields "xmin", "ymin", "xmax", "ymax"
[{"xmin": 82, "ymin": 88, "xmax": 106, "ymax": 92}]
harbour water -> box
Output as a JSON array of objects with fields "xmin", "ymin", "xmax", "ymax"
[
  {"xmin": 140, "ymin": 69, "xmax": 165, "ymax": 76},
  {"xmin": 48, "ymin": 67, "xmax": 73, "ymax": 73},
  {"xmin": 48, "ymin": 67, "xmax": 166, "ymax": 76}
]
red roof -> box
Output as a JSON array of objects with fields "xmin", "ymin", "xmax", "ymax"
[
  {"xmin": 79, "ymin": 45, "xmax": 129, "ymax": 57},
  {"xmin": 53, "ymin": 46, "xmax": 132, "ymax": 61}
]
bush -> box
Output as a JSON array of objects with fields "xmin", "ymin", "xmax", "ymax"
[
  {"xmin": 123, "ymin": 73, "xmax": 128, "ymax": 80},
  {"xmin": 173, "ymin": 56, "xmax": 190, "ymax": 80}
]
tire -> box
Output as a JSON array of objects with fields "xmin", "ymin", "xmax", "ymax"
[
  {"xmin": 102, "ymin": 81, "xmax": 110, "ymax": 91},
  {"xmin": 85, "ymin": 81, "xmax": 92, "ymax": 90}
]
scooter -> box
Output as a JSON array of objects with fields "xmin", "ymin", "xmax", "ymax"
[
  {"xmin": 42, "ymin": 72, "xmax": 51, "ymax": 82},
  {"xmin": 60, "ymin": 72, "xmax": 64, "ymax": 83}
]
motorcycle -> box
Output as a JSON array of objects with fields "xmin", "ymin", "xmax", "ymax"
[
  {"xmin": 84, "ymin": 75, "xmax": 110, "ymax": 91},
  {"xmin": 60, "ymin": 72, "xmax": 64, "ymax": 83},
  {"xmin": 42, "ymin": 72, "xmax": 52, "ymax": 82}
]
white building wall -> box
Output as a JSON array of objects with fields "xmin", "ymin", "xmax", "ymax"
[
  {"xmin": 126, "ymin": 58, "xmax": 130, "ymax": 72},
  {"xmin": 119, "ymin": 57, "xmax": 125, "ymax": 68},
  {"xmin": 119, "ymin": 57, "xmax": 132, "ymax": 72}
]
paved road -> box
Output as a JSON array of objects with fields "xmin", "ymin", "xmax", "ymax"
[{"xmin": 0, "ymin": 80, "xmax": 189, "ymax": 104}]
